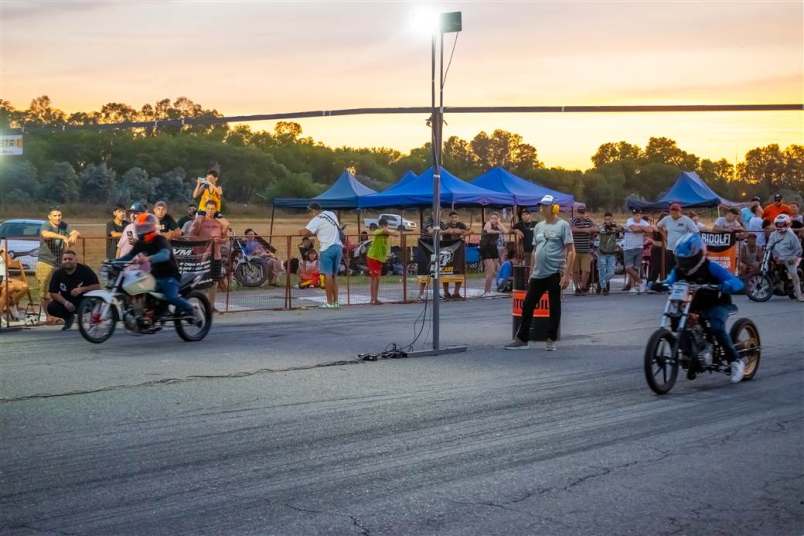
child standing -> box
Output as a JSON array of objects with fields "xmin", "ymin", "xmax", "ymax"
[{"xmin": 366, "ymin": 218, "xmax": 398, "ymax": 305}]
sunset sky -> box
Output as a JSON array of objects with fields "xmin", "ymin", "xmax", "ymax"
[{"xmin": 1, "ymin": 0, "xmax": 802, "ymax": 169}]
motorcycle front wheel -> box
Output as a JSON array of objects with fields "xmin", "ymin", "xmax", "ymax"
[
  {"xmin": 644, "ymin": 328, "xmax": 679, "ymax": 395},
  {"xmin": 746, "ymin": 274, "xmax": 773, "ymax": 302},
  {"xmin": 77, "ymin": 297, "xmax": 118, "ymax": 344},
  {"xmin": 730, "ymin": 318, "xmax": 761, "ymax": 381},
  {"xmin": 235, "ymin": 261, "xmax": 267, "ymax": 287},
  {"xmin": 174, "ymin": 291, "xmax": 213, "ymax": 342}
]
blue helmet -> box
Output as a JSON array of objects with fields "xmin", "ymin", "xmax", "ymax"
[{"xmin": 675, "ymin": 233, "xmax": 706, "ymax": 275}]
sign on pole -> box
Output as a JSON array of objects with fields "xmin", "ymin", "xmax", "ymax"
[{"xmin": 0, "ymin": 134, "xmax": 23, "ymax": 155}]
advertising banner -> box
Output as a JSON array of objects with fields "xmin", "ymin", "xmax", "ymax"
[
  {"xmin": 415, "ymin": 238, "xmax": 466, "ymax": 281},
  {"xmin": 700, "ymin": 232, "xmax": 738, "ymax": 274},
  {"xmin": 0, "ymin": 134, "xmax": 23, "ymax": 156},
  {"xmin": 171, "ymin": 239, "xmax": 213, "ymax": 288}
]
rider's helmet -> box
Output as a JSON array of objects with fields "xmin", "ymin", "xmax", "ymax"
[
  {"xmin": 774, "ymin": 214, "xmax": 791, "ymax": 230},
  {"xmin": 129, "ymin": 201, "xmax": 147, "ymax": 214},
  {"xmin": 675, "ymin": 232, "xmax": 707, "ymax": 276},
  {"xmin": 134, "ymin": 213, "xmax": 158, "ymax": 242}
]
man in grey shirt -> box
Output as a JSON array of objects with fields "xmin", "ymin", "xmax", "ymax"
[
  {"xmin": 506, "ymin": 195, "xmax": 575, "ymax": 351},
  {"xmin": 767, "ymin": 215, "xmax": 803, "ymax": 301},
  {"xmin": 657, "ymin": 202, "xmax": 699, "ymax": 273}
]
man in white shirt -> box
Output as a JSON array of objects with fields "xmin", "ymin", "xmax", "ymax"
[
  {"xmin": 657, "ymin": 202, "xmax": 700, "ymax": 273},
  {"xmin": 713, "ymin": 207, "xmax": 745, "ymax": 233},
  {"xmin": 300, "ymin": 202, "xmax": 343, "ymax": 308},
  {"xmin": 623, "ymin": 208, "xmax": 651, "ymax": 293},
  {"xmin": 116, "ymin": 202, "xmax": 148, "ymax": 258}
]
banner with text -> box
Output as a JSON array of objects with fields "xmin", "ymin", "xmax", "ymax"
[
  {"xmin": 171, "ymin": 239, "xmax": 213, "ymax": 288},
  {"xmin": 701, "ymin": 232, "xmax": 738, "ymax": 274}
]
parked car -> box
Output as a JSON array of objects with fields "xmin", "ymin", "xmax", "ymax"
[
  {"xmin": 0, "ymin": 219, "xmax": 44, "ymax": 273},
  {"xmin": 363, "ymin": 213, "xmax": 417, "ymax": 231}
]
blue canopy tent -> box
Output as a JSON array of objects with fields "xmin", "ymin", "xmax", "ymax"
[
  {"xmin": 359, "ymin": 167, "xmax": 513, "ymax": 209},
  {"xmin": 471, "ymin": 167, "xmax": 575, "ymax": 208},
  {"xmin": 384, "ymin": 170, "xmax": 418, "ymax": 191},
  {"xmin": 270, "ymin": 170, "xmax": 376, "ymax": 239},
  {"xmin": 273, "ymin": 170, "xmax": 376, "ymax": 210},
  {"xmin": 626, "ymin": 171, "xmax": 738, "ymax": 211}
]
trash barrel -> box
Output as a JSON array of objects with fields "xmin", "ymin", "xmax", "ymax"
[{"xmin": 511, "ymin": 264, "xmax": 559, "ymax": 341}]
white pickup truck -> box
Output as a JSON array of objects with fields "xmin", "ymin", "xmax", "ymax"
[{"xmin": 363, "ymin": 213, "xmax": 417, "ymax": 231}]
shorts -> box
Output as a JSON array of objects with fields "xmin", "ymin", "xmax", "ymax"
[
  {"xmin": 480, "ymin": 242, "xmax": 498, "ymax": 260},
  {"xmin": 573, "ymin": 252, "xmax": 593, "ymax": 273},
  {"xmin": 319, "ymin": 244, "xmax": 343, "ymax": 276},
  {"xmin": 367, "ymin": 257, "xmax": 384, "ymax": 277},
  {"xmin": 623, "ymin": 248, "xmax": 642, "ymax": 269},
  {"xmin": 35, "ymin": 262, "xmax": 56, "ymax": 295}
]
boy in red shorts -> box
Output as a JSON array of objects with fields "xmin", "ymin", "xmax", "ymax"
[{"xmin": 366, "ymin": 218, "xmax": 398, "ymax": 305}]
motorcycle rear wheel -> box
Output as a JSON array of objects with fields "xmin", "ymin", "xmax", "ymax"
[
  {"xmin": 746, "ymin": 274, "xmax": 773, "ymax": 302},
  {"xmin": 174, "ymin": 291, "xmax": 213, "ymax": 342},
  {"xmin": 77, "ymin": 297, "xmax": 118, "ymax": 344},
  {"xmin": 730, "ymin": 318, "xmax": 761, "ymax": 381},
  {"xmin": 644, "ymin": 328, "xmax": 679, "ymax": 395}
]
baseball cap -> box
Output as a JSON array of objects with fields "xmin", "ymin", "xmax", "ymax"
[
  {"xmin": 540, "ymin": 194, "xmax": 555, "ymax": 205},
  {"xmin": 774, "ymin": 193, "xmax": 783, "ymax": 201},
  {"xmin": 307, "ymin": 201, "xmax": 321, "ymax": 211}
]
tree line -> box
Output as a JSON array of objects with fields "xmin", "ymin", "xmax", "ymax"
[{"xmin": 0, "ymin": 96, "xmax": 801, "ymax": 211}]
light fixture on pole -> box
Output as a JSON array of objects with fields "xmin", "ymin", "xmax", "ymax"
[{"xmin": 409, "ymin": 10, "xmax": 466, "ymax": 358}]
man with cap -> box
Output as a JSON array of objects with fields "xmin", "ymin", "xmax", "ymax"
[
  {"xmin": 657, "ymin": 203, "xmax": 699, "ymax": 274},
  {"xmin": 299, "ymin": 202, "xmax": 344, "ymax": 308},
  {"xmin": 505, "ymin": 195, "xmax": 575, "ymax": 352},
  {"xmin": 116, "ymin": 202, "xmax": 148, "ymax": 258},
  {"xmin": 763, "ymin": 193, "xmax": 793, "ymax": 225}
]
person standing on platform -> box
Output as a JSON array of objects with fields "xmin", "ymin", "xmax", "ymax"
[
  {"xmin": 505, "ymin": 195, "xmax": 575, "ymax": 352},
  {"xmin": 513, "ymin": 208, "xmax": 536, "ymax": 266}
]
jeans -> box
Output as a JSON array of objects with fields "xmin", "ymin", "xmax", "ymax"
[
  {"xmin": 597, "ymin": 254, "xmax": 616, "ymax": 287},
  {"xmin": 700, "ymin": 304, "xmax": 739, "ymax": 363},
  {"xmin": 156, "ymin": 277, "xmax": 194, "ymax": 315},
  {"xmin": 516, "ymin": 273, "xmax": 562, "ymax": 342}
]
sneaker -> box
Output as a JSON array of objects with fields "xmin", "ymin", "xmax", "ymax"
[
  {"xmin": 602, "ymin": 286, "xmax": 609, "ymax": 296},
  {"xmin": 61, "ymin": 314, "xmax": 75, "ymax": 331},
  {"xmin": 319, "ymin": 303, "xmax": 333, "ymax": 309},
  {"xmin": 452, "ymin": 292, "xmax": 464, "ymax": 300},
  {"xmin": 629, "ymin": 287, "xmax": 639, "ymax": 295},
  {"xmin": 639, "ymin": 282, "xmax": 647, "ymax": 294},
  {"xmin": 730, "ymin": 359, "xmax": 746, "ymax": 383},
  {"xmin": 504, "ymin": 338, "xmax": 529, "ymax": 350},
  {"xmin": 545, "ymin": 339, "xmax": 557, "ymax": 351}
]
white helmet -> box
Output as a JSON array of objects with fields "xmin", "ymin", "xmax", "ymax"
[{"xmin": 774, "ymin": 214, "xmax": 791, "ymax": 229}]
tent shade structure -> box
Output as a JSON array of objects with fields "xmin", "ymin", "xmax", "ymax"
[
  {"xmin": 273, "ymin": 170, "xmax": 376, "ymax": 209},
  {"xmin": 359, "ymin": 167, "xmax": 513, "ymax": 208},
  {"xmin": 471, "ymin": 166, "xmax": 575, "ymax": 207},
  {"xmin": 382, "ymin": 170, "xmax": 418, "ymax": 191},
  {"xmin": 626, "ymin": 171, "xmax": 738, "ymax": 210}
]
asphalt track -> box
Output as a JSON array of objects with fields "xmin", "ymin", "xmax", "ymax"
[{"xmin": 1, "ymin": 293, "xmax": 802, "ymax": 535}]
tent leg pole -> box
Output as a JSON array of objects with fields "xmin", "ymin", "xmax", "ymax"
[{"xmin": 269, "ymin": 205, "xmax": 276, "ymax": 243}]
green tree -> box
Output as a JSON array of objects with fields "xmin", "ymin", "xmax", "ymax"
[
  {"xmin": 0, "ymin": 158, "xmax": 40, "ymax": 203},
  {"xmin": 40, "ymin": 161, "xmax": 80, "ymax": 203},
  {"xmin": 644, "ymin": 137, "xmax": 699, "ymax": 169},
  {"xmin": 78, "ymin": 162, "xmax": 116, "ymax": 202},
  {"xmin": 738, "ymin": 144, "xmax": 787, "ymax": 198}
]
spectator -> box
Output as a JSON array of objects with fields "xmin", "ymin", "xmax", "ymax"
[
  {"xmin": 366, "ymin": 217, "xmax": 398, "ymax": 305},
  {"xmin": 597, "ymin": 212, "xmax": 620, "ymax": 295},
  {"xmin": 243, "ymin": 228, "xmax": 284, "ymax": 286},
  {"xmin": 0, "ymin": 246, "xmax": 29, "ymax": 322},
  {"xmin": 441, "ymin": 211, "xmax": 469, "ymax": 299},
  {"xmin": 647, "ymin": 212, "xmax": 668, "ymax": 286},
  {"xmin": 688, "ymin": 211, "xmax": 708, "ymax": 231},
  {"xmin": 153, "ymin": 201, "xmax": 180, "ymax": 239},
  {"xmin": 298, "ymin": 236, "xmax": 314, "ymax": 261},
  {"xmin": 46, "ymin": 250, "xmax": 100, "ymax": 330},
  {"xmin": 623, "ymin": 208, "xmax": 650, "ymax": 293},
  {"xmin": 300, "ymin": 202, "xmax": 343, "ymax": 308},
  {"xmin": 299, "ymin": 250, "xmax": 322, "ymax": 289},
  {"xmin": 570, "ymin": 206, "xmax": 597, "ymax": 295},
  {"xmin": 481, "ymin": 212, "xmax": 507, "ymax": 296},
  {"xmin": 763, "ymin": 193, "xmax": 793, "ymax": 225},
  {"xmin": 789, "ymin": 202, "xmax": 803, "ymax": 241},
  {"xmin": 176, "ymin": 203, "xmax": 197, "ymax": 231},
  {"xmin": 767, "ymin": 215, "xmax": 803, "ymax": 301},
  {"xmin": 38, "ymin": 207, "xmax": 80, "ymax": 322},
  {"xmin": 505, "ymin": 195, "xmax": 574, "ymax": 351},
  {"xmin": 189, "ymin": 199, "xmax": 227, "ymax": 312},
  {"xmin": 192, "ymin": 169, "xmax": 223, "ymax": 212},
  {"xmin": 106, "ymin": 205, "xmax": 126, "ymax": 260},
  {"xmin": 741, "ymin": 196, "xmax": 762, "ymax": 226},
  {"xmin": 747, "ymin": 204, "xmax": 766, "ymax": 247},
  {"xmin": 713, "ymin": 207, "xmax": 745, "ymax": 232},
  {"xmin": 513, "ymin": 208, "xmax": 536, "ymax": 264},
  {"xmin": 657, "ymin": 203, "xmax": 699, "ymax": 274},
  {"xmin": 116, "ymin": 202, "xmax": 148, "ymax": 258},
  {"xmin": 495, "ymin": 245, "xmax": 515, "ymax": 292},
  {"xmin": 739, "ymin": 233, "xmax": 763, "ymax": 281}
]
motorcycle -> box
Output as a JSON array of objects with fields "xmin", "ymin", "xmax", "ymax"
[
  {"xmin": 746, "ymin": 242, "xmax": 803, "ymax": 302},
  {"xmin": 231, "ymin": 238, "xmax": 268, "ymax": 287},
  {"xmin": 77, "ymin": 260, "xmax": 212, "ymax": 344},
  {"xmin": 644, "ymin": 282, "xmax": 761, "ymax": 395}
]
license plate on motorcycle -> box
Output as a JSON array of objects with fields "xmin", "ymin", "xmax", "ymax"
[{"xmin": 670, "ymin": 283, "xmax": 689, "ymax": 301}]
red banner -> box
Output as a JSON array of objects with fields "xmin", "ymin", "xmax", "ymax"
[
  {"xmin": 700, "ymin": 232, "xmax": 738, "ymax": 274},
  {"xmin": 512, "ymin": 290, "xmax": 550, "ymax": 318}
]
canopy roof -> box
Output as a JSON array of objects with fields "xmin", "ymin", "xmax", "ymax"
[
  {"xmin": 383, "ymin": 170, "xmax": 418, "ymax": 191},
  {"xmin": 471, "ymin": 167, "xmax": 575, "ymax": 207},
  {"xmin": 626, "ymin": 171, "xmax": 737, "ymax": 210},
  {"xmin": 273, "ymin": 170, "xmax": 376, "ymax": 209},
  {"xmin": 359, "ymin": 167, "xmax": 513, "ymax": 208}
]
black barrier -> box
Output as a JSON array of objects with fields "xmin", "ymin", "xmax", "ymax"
[{"xmin": 511, "ymin": 265, "xmax": 559, "ymax": 341}]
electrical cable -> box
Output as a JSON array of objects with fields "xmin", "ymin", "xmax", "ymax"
[{"xmin": 441, "ymin": 33, "xmax": 459, "ymax": 90}]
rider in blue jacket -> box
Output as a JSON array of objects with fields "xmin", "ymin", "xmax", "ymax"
[{"xmin": 658, "ymin": 233, "xmax": 746, "ymax": 383}]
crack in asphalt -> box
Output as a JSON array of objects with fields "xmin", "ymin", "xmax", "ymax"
[
  {"xmin": 0, "ymin": 359, "xmax": 365, "ymax": 403},
  {"xmin": 284, "ymin": 503, "xmax": 371, "ymax": 535},
  {"xmin": 6, "ymin": 522, "xmax": 83, "ymax": 536}
]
